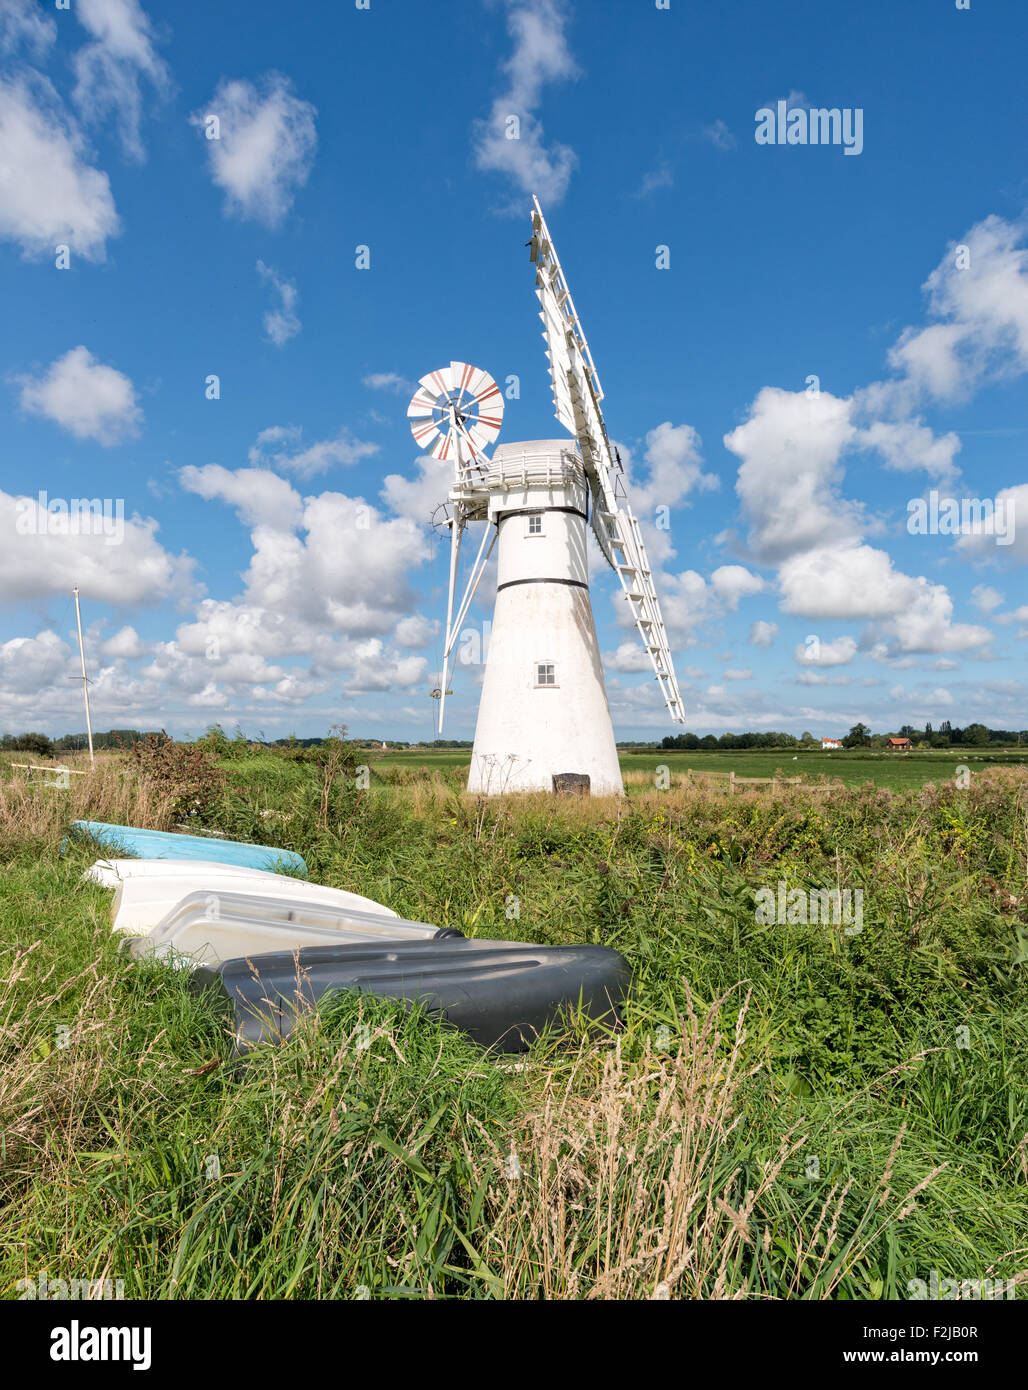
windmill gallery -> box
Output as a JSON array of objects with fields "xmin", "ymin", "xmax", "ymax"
[{"xmin": 406, "ymin": 199, "xmax": 685, "ymax": 798}]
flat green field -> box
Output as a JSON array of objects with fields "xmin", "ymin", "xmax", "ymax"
[{"xmin": 368, "ymin": 746, "xmax": 1028, "ymax": 791}]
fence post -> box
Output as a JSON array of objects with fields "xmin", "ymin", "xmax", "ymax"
[{"xmin": 729, "ymin": 771, "xmax": 735, "ymax": 795}]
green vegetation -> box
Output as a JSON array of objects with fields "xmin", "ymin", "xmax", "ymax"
[{"xmin": 1, "ymin": 745, "xmax": 1026, "ymax": 1299}]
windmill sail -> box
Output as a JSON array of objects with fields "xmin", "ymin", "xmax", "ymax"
[{"xmin": 530, "ymin": 198, "xmax": 685, "ymax": 724}]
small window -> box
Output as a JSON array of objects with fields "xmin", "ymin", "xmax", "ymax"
[
  {"xmin": 536, "ymin": 663, "xmax": 556, "ymax": 687},
  {"xmin": 527, "ymin": 513, "xmax": 543, "ymax": 536}
]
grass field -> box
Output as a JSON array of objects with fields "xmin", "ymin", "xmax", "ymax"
[
  {"xmin": 368, "ymin": 745, "xmax": 1028, "ymax": 792},
  {"xmin": 2, "ymin": 747, "xmax": 1027, "ymax": 1300}
]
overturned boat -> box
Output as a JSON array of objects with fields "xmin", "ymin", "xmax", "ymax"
[
  {"xmin": 190, "ymin": 937, "xmax": 632, "ymax": 1055},
  {"xmin": 70, "ymin": 821, "xmax": 307, "ymax": 876},
  {"xmin": 128, "ymin": 888, "xmax": 443, "ymax": 965},
  {"xmin": 89, "ymin": 860, "xmax": 399, "ymax": 936}
]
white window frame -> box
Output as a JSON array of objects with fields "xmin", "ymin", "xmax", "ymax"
[
  {"xmin": 525, "ymin": 512, "xmax": 544, "ymax": 537},
  {"xmin": 535, "ymin": 661, "xmax": 557, "ymax": 688}
]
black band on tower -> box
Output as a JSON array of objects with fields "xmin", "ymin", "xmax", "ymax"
[
  {"xmin": 496, "ymin": 578, "xmax": 589, "ymax": 593},
  {"xmin": 498, "ymin": 506, "xmax": 588, "ymax": 523}
]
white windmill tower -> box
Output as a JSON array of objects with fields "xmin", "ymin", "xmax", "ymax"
[{"xmin": 408, "ymin": 199, "xmax": 684, "ymax": 796}]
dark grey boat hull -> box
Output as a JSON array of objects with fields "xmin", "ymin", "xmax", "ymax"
[{"xmin": 189, "ymin": 937, "xmax": 631, "ymax": 1055}]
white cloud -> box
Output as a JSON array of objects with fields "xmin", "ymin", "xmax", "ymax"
[
  {"xmin": 180, "ymin": 464, "xmax": 304, "ymax": 531},
  {"xmin": 749, "ymin": 620, "xmax": 778, "ymax": 647},
  {"xmin": 603, "ymin": 641, "xmax": 652, "ymax": 673},
  {"xmin": 0, "ymin": 74, "xmax": 119, "ymax": 260},
  {"xmin": 724, "ymin": 386, "xmax": 861, "ymax": 563},
  {"xmin": 0, "ymin": 0, "xmax": 56, "ymax": 55},
  {"xmin": 174, "ymin": 471, "xmax": 432, "ymax": 662},
  {"xmin": 884, "ymin": 216, "xmax": 1028, "ymax": 405},
  {"xmin": 247, "ymin": 424, "xmax": 379, "ymax": 478},
  {"xmin": 14, "ymin": 346, "xmax": 142, "ymax": 444},
  {"xmin": 382, "ymin": 451, "xmax": 457, "ymax": 525},
  {"xmin": 362, "ymin": 372, "xmax": 414, "ymax": 394},
  {"xmin": 256, "ymin": 260, "xmax": 301, "ymax": 347},
  {"xmin": 72, "ymin": 0, "xmax": 170, "ymax": 160},
  {"xmin": 101, "ymin": 624, "xmax": 147, "ymax": 658},
  {"xmin": 191, "ymin": 74, "xmax": 317, "ymax": 227},
  {"xmin": 0, "ymin": 488, "xmax": 195, "ymax": 606},
  {"xmin": 631, "ymin": 162, "xmax": 673, "ymax": 198},
  {"xmin": 793, "ymin": 634, "xmax": 857, "ymax": 667},
  {"xmin": 394, "ymin": 614, "xmax": 438, "ymax": 649},
  {"xmin": 796, "ymin": 671, "xmax": 852, "ymax": 687},
  {"xmin": 954, "ymin": 483, "xmax": 1027, "ymax": 562},
  {"xmin": 701, "ymin": 119, "xmax": 736, "ymax": 151},
  {"xmin": 971, "ymin": 583, "xmax": 1004, "ymax": 614},
  {"xmin": 862, "ymin": 418, "xmax": 962, "ymax": 483},
  {"xmin": 0, "ymin": 630, "xmax": 70, "ymax": 696},
  {"xmin": 472, "ymin": 0, "xmax": 579, "ymax": 206},
  {"xmin": 723, "ymin": 668, "xmax": 753, "ymax": 681},
  {"xmin": 710, "ymin": 564, "xmax": 763, "ymax": 608},
  {"xmin": 626, "ymin": 421, "xmax": 719, "ymax": 514}
]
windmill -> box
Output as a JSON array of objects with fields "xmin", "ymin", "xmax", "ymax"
[{"xmin": 408, "ymin": 199, "xmax": 684, "ymax": 796}]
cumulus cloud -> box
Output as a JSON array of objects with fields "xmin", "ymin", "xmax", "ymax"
[
  {"xmin": 724, "ymin": 386, "xmax": 862, "ymax": 563},
  {"xmin": 793, "ymin": 634, "xmax": 858, "ymax": 667},
  {"xmin": 862, "ymin": 418, "xmax": 962, "ymax": 484},
  {"xmin": 256, "ymin": 260, "xmax": 301, "ymax": 346},
  {"xmin": 0, "ymin": 488, "xmax": 195, "ymax": 606},
  {"xmin": 710, "ymin": 564, "xmax": 763, "ymax": 608},
  {"xmin": 14, "ymin": 346, "xmax": 142, "ymax": 444},
  {"xmin": 247, "ymin": 424, "xmax": 379, "ymax": 478},
  {"xmin": 971, "ymin": 583, "xmax": 1004, "ymax": 614},
  {"xmin": 778, "ymin": 545, "xmax": 989, "ymax": 653},
  {"xmin": 394, "ymin": 613, "xmax": 439, "ymax": 649},
  {"xmin": 191, "ymin": 74, "xmax": 317, "ymax": 227},
  {"xmin": 603, "ymin": 640, "xmax": 653, "ymax": 674},
  {"xmin": 101, "ymin": 624, "xmax": 147, "ymax": 658},
  {"xmin": 180, "ymin": 464, "xmax": 304, "ymax": 531},
  {"xmin": 883, "ymin": 216, "xmax": 1028, "ymax": 405},
  {"xmin": 72, "ymin": 0, "xmax": 170, "ymax": 160},
  {"xmin": 0, "ymin": 74, "xmax": 119, "ymax": 260},
  {"xmin": 954, "ymin": 483, "xmax": 1027, "ymax": 563},
  {"xmin": 472, "ymin": 0, "xmax": 579, "ymax": 206},
  {"xmin": 749, "ymin": 620, "xmax": 778, "ymax": 647}
]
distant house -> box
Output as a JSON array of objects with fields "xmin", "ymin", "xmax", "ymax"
[
  {"xmin": 821, "ymin": 737, "xmax": 843, "ymax": 750},
  {"xmin": 888, "ymin": 736, "xmax": 912, "ymax": 752}
]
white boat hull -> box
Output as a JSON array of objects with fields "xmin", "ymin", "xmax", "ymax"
[
  {"xmin": 88, "ymin": 859, "xmax": 399, "ymax": 935},
  {"xmin": 129, "ymin": 889, "xmax": 443, "ymax": 967}
]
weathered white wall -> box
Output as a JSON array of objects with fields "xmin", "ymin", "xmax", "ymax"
[{"xmin": 467, "ymin": 441, "xmax": 623, "ymax": 797}]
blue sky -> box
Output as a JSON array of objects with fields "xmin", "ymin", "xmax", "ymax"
[{"xmin": 0, "ymin": 0, "xmax": 1025, "ymax": 742}]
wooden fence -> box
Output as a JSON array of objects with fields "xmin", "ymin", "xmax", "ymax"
[
  {"xmin": 684, "ymin": 768, "xmax": 837, "ymax": 795},
  {"xmin": 10, "ymin": 762, "xmax": 88, "ymax": 786}
]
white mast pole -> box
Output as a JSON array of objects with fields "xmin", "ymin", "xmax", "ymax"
[
  {"xmin": 437, "ymin": 403, "xmax": 462, "ymax": 735},
  {"xmin": 73, "ymin": 586, "xmax": 95, "ymax": 764}
]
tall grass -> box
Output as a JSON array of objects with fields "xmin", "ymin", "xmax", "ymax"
[{"xmin": 1, "ymin": 752, "xmax": 1026, "ymax": 1298}]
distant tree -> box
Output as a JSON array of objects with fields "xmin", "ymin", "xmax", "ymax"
[
  {"xmin": 12, "ymin": 732, "xmax": 53, "ymax": 757},
  {"xmin": 800, "ymin": 731, "xmax": 815, "ymax": 746},
  {"xmin": 843, "ymin": 723, "xmax": 872, "ymax": 749},
  {"xmin": 699, "ymin": 735, "xmax": 718, "ymax": 749},
  {"xmin": 963, "ymin": 722, "xmax": 990, "ymax": 746}
]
